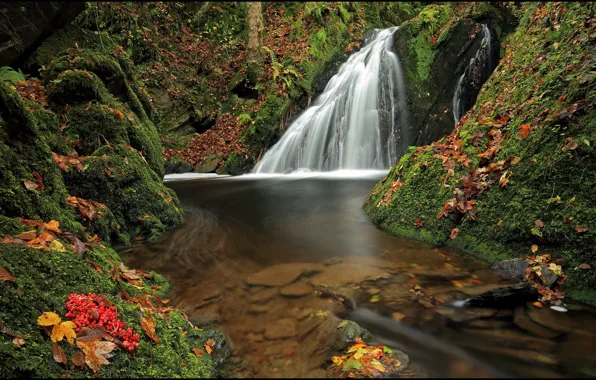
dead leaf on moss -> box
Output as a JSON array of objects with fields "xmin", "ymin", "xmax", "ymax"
[
  {"xmin": 76, "ymin": 340, "xmax": 117, "ymax": 372},
  {"xmin": 0, "ymin": 266, "xmax": 16, "ymax": 282},
  {"xmin": 140, "ymin": 314, "xmax": 159, "ymax": 343},
  {"xmin": 53, "ymin": 342, "xmax": 67, "ymax": 365}
]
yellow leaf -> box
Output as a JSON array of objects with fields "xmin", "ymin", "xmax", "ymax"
[
  {"xmin": 531, "ymin": 244, "xmax": 538, "ymax": 253},
  {"xmin": 77, "ymin": 340, "xmax": 117, "ymax": 373},
  {"xmin": 44, "ymin": 220, "xmax": 61, "ymax": 233},
  {"xmin": 51, "ymin": 321, "xmax": 77, "ymax": 344},
  {"xmin": 49, "ymin": 240, "xmax": 66, "ymax": 252},
  {"xmin": 140, "ymin": 314, "xmax": 159, "ymax": 343},
  {"xmin": 38, "ymin": 312, "xmax": 61, "ymax": 326},
  {"xmin": 332, "ymin": 356, "xmax": 343, "ymax": 366}
]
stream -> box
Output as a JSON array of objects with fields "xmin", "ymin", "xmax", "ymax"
[{"xmin": 121, "ymin": 172, "xmax": 596, "ymax": 378}]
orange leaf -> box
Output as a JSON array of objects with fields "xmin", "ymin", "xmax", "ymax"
[
  {"xmin": 17, "ymin": 230, "xmax": 37, "ymax": 241},
  {"xmin": 53, "ymin": 342, "xmax": 67, "ymax": 365},
  {"xmin": 204, "ymin": 344, "xmax": 213, "ymax": 355},
  {"xmin": 44, "ymin": 220, "xmax": 61, "ymax": 233},
  {"xmin": 192, "ymin": 347, "xmax": 203, "ymax": 357},
  {"xmin": 576, "ymin": 226, "xmax": 588, "ymax": 233},
  {"xmin": 518, "ymin": 124, "xmax": 531, "ymax": 138},
  {"xmin": 451, "ymin": 280, "xmax": 464, "ymax": 288},
  {"xmin": 0, "ymin": 266, "xmax": 16, "ymax": 282},
  {"xmin": 532, "ymin": 301, "xmax": 543, "ymax": 308},
  {"xmin": 12, "ymin": 336, "xmax": 25, "ymax": 347},
  {"xmin": 140, "ymin": 314, "xmax": 159, "ymax": 343}
]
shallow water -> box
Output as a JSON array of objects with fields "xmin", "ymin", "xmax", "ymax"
[{"xmin": 122, "ymin": 172, "xmax": 596, "ymax": 378}]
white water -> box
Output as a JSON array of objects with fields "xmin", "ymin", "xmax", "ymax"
[
  {"xmin": 452, "ymin": 24, "xmax": 492, "ymax": 124},
  {"xmin": 254, "ymin": 27, "xmax": 408, "ymax": 174}
]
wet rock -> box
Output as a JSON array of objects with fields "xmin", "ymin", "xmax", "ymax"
[
  {"xmin": 526, "ymin": 303, "xmax": 575, "ymax": 333},
  {"xmin": 309, "ymin": 263, "xmax": 390, "ymax": 287},
  {"xmin": 491, "ymin": 259, "xmax": 529, "ymax": 281},
  {"xmin": 297, "ymin": 308, "xmax": 315, "ymax": 321},
  {"xmin": 249, "ymin": 304, "xmax": 270, "ymax": 314},
  {"xmin": 164, "ymin": 156, "xmax": 193, "ymax": 174},
  {"xmin": 264, "ymin": 318, "xmax": 298, "ymax": 340},
  {"xmin": 456, "ymin": 341, "xmax": 558, "ymax": 366},
  {"xmin": 465, "ymin": 282, "xmax": 537, "ymax": 308},
  {"xmin": 194, "ymin": 153, "xmax": 223, "ymax": 173},
  {"xmin": 513, "ymin": 305, "xmax": 561, "ymax": 339},
  {"xmin": 263, "ymin": 340, "xmax": 298, "ymax": 357},
  {"xmin": 558, "ymin": 330, "xmax": 596, "ymax": 372},
  {"xmin": 337, "ymin": 320, "xmax": 372, "ymax": 344},
  {"xmin": 458, "ymin": 328, "xmax": 557, "ymax": 352},
  {"xmin": 246, "ymin": 263, "xmax": 324, "ymax": 287},
  {"xmin": 247, "ymin": 333, "xmax": 264, "ymax": 342},
  {"xmin": 205, "ymin": 329, "xmax": 232, "ymax": 367},
  {"xmin": 301, "ymin": 368, "xmax": 327, "ymax": 378},
  {"xmin": 410, "ymin": 269, "xmax": 470, "ymax": 282},
  {"xmin": 249, "ymin": 288, "xmax": 279, "ymax": 304},
  {"xmin": 435, "ymin": 306, "xmax": 498, "ymax": 323},
  {"xmin": 281, "ymin": 281, "xmax": 313, "ymax": 297}
]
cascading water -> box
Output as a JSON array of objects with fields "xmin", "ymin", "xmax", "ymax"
[
  {"xmin": 254, "ymin": 27, "xmax": 408, "ymax": 174},
  {"xmin": 452, "ymin": 24, "xmax": 493, "ymax": 125}
]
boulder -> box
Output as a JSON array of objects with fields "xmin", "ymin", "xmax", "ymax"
[
  {"xmin": 465, "ymin": 282, "xmax": 537, "ymax": 308},
  {"xmin": 194, "ymin": 153, "xmax": 224, "ymax": 173},
  {"xmin": 491, "ymin": 259, "xmax": 529, "ymax": 281}
]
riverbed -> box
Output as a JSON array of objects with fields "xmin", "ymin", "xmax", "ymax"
[{"xmin": 121, "ymin": 171, "xmax": 596, "ymax": 378}]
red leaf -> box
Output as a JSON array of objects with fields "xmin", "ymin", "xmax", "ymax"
[{"xmin": 518, "ymin": 124, "xmax": 531, "ymax": 138}]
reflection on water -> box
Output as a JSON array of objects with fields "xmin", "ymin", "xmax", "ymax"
[{"xmin": 122, "ymin": 173, "xmax": 596, "ymax": 378}]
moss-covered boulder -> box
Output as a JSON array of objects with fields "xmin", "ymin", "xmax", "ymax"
[
  {"xmin": 365, "ymin": 2, "xmax": 596, "ymax": 304},
  {"xmin": 62, "ymin": 144, "xmax": 183, "ymax": 244},
  {"xmin": 0, "ymin": 241, "xmax": 220, "ymax": 378}
]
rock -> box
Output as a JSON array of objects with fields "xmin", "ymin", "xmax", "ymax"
[
  {"xmin": 263, "ymin": 340, "xmax": 298, "ymax": 357},
  {"xmin": 458, "ymin": 328, "xmax": 557, "ymax": 352},
  {"xmin": 248, "ymin": 304, "xmax": 270, "ymax": 314},
  {"xmin": 537, "ymin": 263, "xmax": 558, "ymax": 287},
  {"xmin": 456, "ymin": 341, "xmax": 558, "ymax": 366},
  {"xmin": 164, "ymin": 156, "xmax": 192, "ymax": 174},
  {"xmin": 465, "ymin": 282, "xmax": 537, "ymax": 308},
  {"xmin": 526, "ymin": 303, "xmax": 575, "ymax": 333},
  {"xmin": 264, "ymin": 318, "xmax": 298, "ymax": 340},
  {"xmin": 249, "ymin": 288, "xmax": 279, "ymax": 304},
  {"xmin": 297, "ymin": 308, "xmax": 315, "ymax": 321},
  {"xmin": 246, "ymin": 263, "xmax": 324, "ymax": 287},
  {"xmin": 436, "ymin": 306, "xmax": 498, "ymax": 323},
  {"xmin": 194, "ymin": 153, "xmax": 223, "ymax": 173},
  {"xmin": 336, "ymin": 320, "xmax": 371, "ymax": 344},
  {"xmin": 302, "ymin": 368, "xmax": 328, "ymax": 378},
  {"xmin": 309, "ymin": 263, "xmax": 390, "ymax": 287},
  {"xmin": 281, "ymin": 281, "xmax": 313, "ymax": 297},
  {"xmin": 491, "ymin": 259, "xmax": 529, "ymax": 281},
  {"xmin": 513, "ymin": 305, "xmax": 561, "ymax": 339},
  {"xmin": 410, "ymin": 269, "xmax": 470, "ymax": 282},
  {"xmin": 247, "ymin": 333, "xmax": 264, "ymax": 342}
]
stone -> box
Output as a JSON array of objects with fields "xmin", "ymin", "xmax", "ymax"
[
  {"xmin": 436, "ymin": 307, "xmax": 498, "ymax": 323},
  {"xmin": 194, "ymin": 153, "xmax": 223, "ymax": 173},
  {"xmin": 246, "ymin": 263, "xmax": 324, "ymax": 287},
  {"xmin": 281, "ymin": 281, "xmax": 313, "ymax": 297},
  {"xmin": 465, "ymin": 282, "xmax": 538, "ymax": 308},
  {"xmin": 491, "ymin": 259, "xmax": 529, "ymax": 281},
  {"xmin": 410, "ymin": 269, "xmax": 471, "ymax": 282},
  {"xmin": 249, "ymin": 288, "xmax": 279, "ymax": 304},
  {"xmin": 297, "ymin": 308, "xmax": 315, "ymax": 321},
  {"xmin": 467, "ymin": 319, "xmax": 512, "ymax": 328},
  {"xmin": 526, "ymin": 303, "xmax": 575, "ymax": 333},
  {"xmin": 247, "ymin": 333, "xmax": 264, "ymax": 342},
  {"xmin": 513, "ymin": 305, "xmax": 561, "ymax": 339},
  {"xmin": 309, "ymin": 263, "xmax": 390, "ymax": 287},
  {"xmin": 264, "ymin": 318, "xmax": 298, "ymax": 340},
  {"xmin": 249, "ymin": 304, "xmax": 270, "ymax": 314},
  {"xmin": 263, "ymin": 340, "xmax": 298, "ymax": 357}
]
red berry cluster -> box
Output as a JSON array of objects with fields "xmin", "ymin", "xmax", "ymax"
[{"xmin": 65, "ymin": 292, "xmax": 140, "ymax": 351}]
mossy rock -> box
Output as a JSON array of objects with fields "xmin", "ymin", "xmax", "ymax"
[
  {"xmin": 0, "ymin": 242, "xmax": 219, "ymax": 378},
  {"xmin": 62, "ymin": 144, "xmax": 183, "ymax": 245},
  {"xmin": 365, "ymin": 2, "xmax": 596, "ymax": 304}
]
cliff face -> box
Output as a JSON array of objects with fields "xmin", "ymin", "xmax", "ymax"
[{"xmin": 364, "ymin": 2, "xmax": 596, "ymax": 303}]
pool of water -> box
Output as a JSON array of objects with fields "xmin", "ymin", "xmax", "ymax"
[{"xmin": 121, "ymin": 172, "xmax": 596, "ymax": 378}]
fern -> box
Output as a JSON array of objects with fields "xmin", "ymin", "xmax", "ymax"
[{"xmin": 0, "ymin": 67, "xmax": 27, "ymax": 83}]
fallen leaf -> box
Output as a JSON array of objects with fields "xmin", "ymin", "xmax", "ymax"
[
  {"xmin": 0, "ymin": 266, "xmax": 16, "ymax": 282},
  {"xmin": 140, "ymin": 314, "xmax": 159, "ymax": 343},
  {"xmin": 23, "ymin": 180, "xmax": 39, "ymax": 191},
  {"xmin": 519, "ymin": 124, "xmax": 531, "ymax": 138},
  {"xmin": 452, "ymin": 280, "xmax": 464, "ymax": 288},
  {"xmin": 49, "ymin": 240, "xmax": 66, "ymax": 252},
  {"xmin": 577, "ymin": 263, "xmax": 591, "ymax": 269},
  {"xmin": 37, "ymin": 312, "xmax": 61, "ymax": 326},
  {"xmin": 449, "ymin": 228, "xmax": 459, "ymax": 240},
  {"xmin": 72, "ymin": 351, "xmax": 86, "ymax": 367},
  {"xmin": 532, "ymin": 301, "xmax": 543, "ymax": 308},
  {"xmin": 531, "ymin": 244, "xmax": 538, "ymax": 254},
  {"xmin": 206, "ymin": 339, "xmax": 216, "ymax": 346},
  {"xmin": 17, "ymin": 230, "xmax": 37, "ymax": 241},
  {"xmin": 535, "ymin": 219, "xmax": 544, "ymax": 228},
  {"xmin": 204, "ymin": 344, "xmax": 213, "ymax": 355},
  {"xmin": 192, "ymin": 347, "xmax": 203, "ymax": 357},
  {"xmin": 576, "ymin": 226, "xmax": 588, "ymax": 233},
  {"xmin": 76, "ymin": 340, "xmax": 117, "ymax": 372},
  {"xmin": 13, "ymin": 336, "xmax": 25, "ymax": 347},
  {"xmin": 44, "ymin": 220, "xmax": 61, "ymax": 233},
  {"xmin": 51, "ymin": 321, "xmax": 77, "ymax": 344},
  {"xmin": 76, "ymin": 327, "xmax": 107, "ymax": 343},
  {"xmin": 53, "ymin": 342, "xmax": 67, "ymax": 365},
  {"xmin": 0, "ymin": 319, "xmax": 17, "ymax": 337},
  {"xmin": 391, "ymin": 312, "xmax": 405, "ymax": 321},
  {"xmin": 33, "ymin": 172, "xmax": 45, "ymax": 191}
]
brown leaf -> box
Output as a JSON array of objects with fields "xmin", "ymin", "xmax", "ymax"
[
  {"xmin": 576, "ymin": 226, "xmax": 589, "ymax": 233},
  {"xmin": 535, "ymin": 219, "xmax": 544, "ymax": 228},
  {"xmin": 72, "ymin": 351, "xmax": 86, "ymax": 367},
  {"xmin": 578, "ymin": 263, "xmax": 591, "ymax": 269},
  {"xmin": 62, "ymin": 231, "xmax": 87, "ymax": 255},
  {"xmin": 192, "ymin": 347, "xmax": 204, "ymax": 357},
  {"xmin": 0, "ymin": 319, "xmax": 17, "ymax": 337},
  {"xmin": 518, "ymin": 124, "xmax": 531, "ymax": 138},
  {"xmin": 449, "ymin": 228, "xmax": 459, "ymax": 240},
  {"xmin": 415, "ymin": 218, "xmax": 423, "ymax": 229},
  {"xmin": 140, "ymin": 314, "xmax": 159, "ymax": 343},
  {"xmin": 23, "ymin": 180, "xmax": 39, "ymax": 191},
  {"xmin": 76, "ymin": 327, "xmax": 106, "ymax": 343},
  {"xmin": 13, "ymin": 336, "xmax": 25, "ymax": 346},
  {"xmin": 17, "ymin": 230, "xmax": 37, "ymax": 241},
  {"xmin": 0, "ymin": 266, "xmax": 16, "ymax": 282},
  {"xmin": 33, "ymin": 171, "xmax": 45, "ymax": 191},
  {"xmin": 53, "ymin": 342, "xmax": 67, "ymax": 365},
  {"xmin": 531, "ymin": 244, "xmax": 538, "ymax": 254}
]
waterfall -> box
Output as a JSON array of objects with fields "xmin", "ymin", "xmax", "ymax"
[
  {"xmin": 254, "ymin": 27, "xmax": 408, "ymax": 174},
  {"xmin": 452, "ymin": 24, "xmax": 493, "ymax": 124}
]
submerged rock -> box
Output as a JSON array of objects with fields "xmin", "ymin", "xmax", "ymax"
[
  {"xmin": 264, "ymin": 318, "xmax": 298, "ymax": 340},
  {"xmin": 513, "ymin": 305, "xmax": 561, "ymax": 339},
  {"xmin": 246, "ymin": 263, "xmax": 324, "ymax": 287},
  {"xmin": 280, "ymin": 281, "xmax": 313, "ymax": 297},
  {"xmin": 465, "ymin": 282, "xmax": 537, "ymax": 308}
]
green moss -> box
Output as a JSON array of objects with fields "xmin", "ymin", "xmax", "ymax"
[
  {"xmin": 46, "ymin": 70, "xmax": 111, "ymax": 107},
  {"xmin": 365, "ymin": 2, "xmax": 596, "ymax": 303}
]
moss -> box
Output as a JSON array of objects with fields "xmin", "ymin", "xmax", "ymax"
[
  {"xmin": 46, "ymin": 70, "xmax": 111, "ymax": 107},
  {"xmin": 0, "ymin": 242, "xmax": 218, "ymax": 378},
  {"xmin": 62, "ymin": 144, "xmax": 183, "ymax": 246},
  {"xmin": 365, "ymin": 2, "xmax": 596, "ymax": 303}
]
